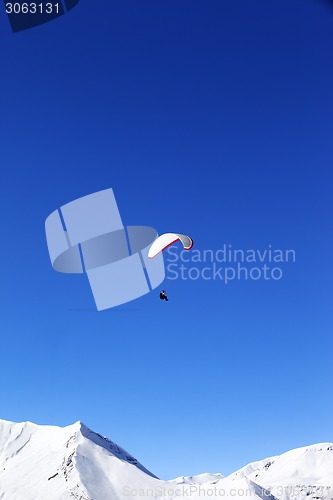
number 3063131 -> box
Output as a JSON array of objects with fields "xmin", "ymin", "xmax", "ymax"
[{"xmin": 5, "ymin": 3, "xmax": 60, "ymax": 14}]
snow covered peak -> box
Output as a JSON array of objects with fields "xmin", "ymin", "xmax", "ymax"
[
  {"xmin": 0, "ymin": 419, "xmax": 155, "ymax": 500},
  {"xmin": 173, "ymin": 472, "xmax": 224, "ymax": 484},
  {"xmin": 78, "ymin": 421, "xmax": 157, "ymax": 477},
  {"xmin": 228, "ymin": 442, "xmax": 333, "ymax": 482},
  {"xmin": 227, "ymin": 442, "xmax": 333, "ymax": 500},
  {"xmin": 0, "ymin": 419, "xmax": 332, "ymax": 500}
]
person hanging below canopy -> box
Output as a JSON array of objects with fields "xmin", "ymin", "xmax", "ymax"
[{"xmin": 159, "ymin": 290, "xmax": 169, "ymax": 301}]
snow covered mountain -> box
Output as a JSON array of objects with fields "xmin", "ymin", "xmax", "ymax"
[
  {"xmin": 0, "ymin": 419, "xmax": 332, "ymax": 500},
  {"xmin": 228, "ymin": 442, "xmax": 333, "ymax": 500}
]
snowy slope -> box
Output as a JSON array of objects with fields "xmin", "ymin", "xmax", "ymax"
[
  {"xmin": 227, "ymin": 443, "xmax": 333, "ymax": 500},
  {"xmin": 173, "ymin": 473, "xmax": 224, "ymax": 484},
  {"xmin": 0, "ymin": 419, "xmax": 157, "ymax": 500},
  {"xmin": 0, "ymin": 419, "xmax": 332, "ymax": 500}
]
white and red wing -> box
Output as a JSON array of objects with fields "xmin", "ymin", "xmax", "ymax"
[{"xmin": 148, "ymin": 233, "xmax": 194, "ymax": 258}]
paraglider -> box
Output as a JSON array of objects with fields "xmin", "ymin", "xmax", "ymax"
[
  {"xmin": 159, "ymin": 290, "xmax": 169, "ymax": 301},
  {"xmin": 149, "ymin": 232, "xmax": 193, "ymax": 303},
  {"xmin": 148, "ymin": 233, "xmax": 194, "ymax": 259}
]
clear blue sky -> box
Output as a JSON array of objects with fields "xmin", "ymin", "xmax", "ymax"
[{"xmin": 0, "ymin": 0, "xmax": 332, "ymax": 479}]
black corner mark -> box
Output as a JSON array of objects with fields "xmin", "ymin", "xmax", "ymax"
[
  {"xmin": 319, "ymin": 0, "xmax": 333, "ymax": 10},
  {"xmin": 4, "ymin": 0, "xmax": 81, "ymax": 33}
]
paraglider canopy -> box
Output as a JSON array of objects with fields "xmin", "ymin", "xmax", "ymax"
[{"xmin": 148, "ymin": 233, "xmax": 193, "ymax": 259}]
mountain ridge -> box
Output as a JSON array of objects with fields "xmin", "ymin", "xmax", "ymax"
[{"xmin": 0, "ymin": 419, "xmax": 332, "ymax": 500}]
